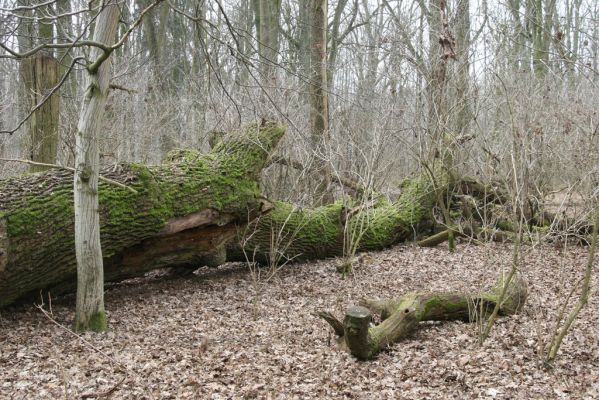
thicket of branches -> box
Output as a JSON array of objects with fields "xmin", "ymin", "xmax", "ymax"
[{"xmin": 0, "ymin": 0, "xmax": 596, "ymax": 208}]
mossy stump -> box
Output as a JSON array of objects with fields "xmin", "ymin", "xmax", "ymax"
[{"xmin": 319, "ymin": 274, "xmax": 528, "ymax": 360}]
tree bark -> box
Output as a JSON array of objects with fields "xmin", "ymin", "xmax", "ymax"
[
  {"xmin": 319, "ymin": 274, "xmax": 528, "ymax": 360},
  {"xmin": 20, "ymin": 54, "xmax": 60, "ymax": 172},
  {"xmin": 73, "ymin": 1, "xmax": 121, "ymax": 331},
  {"xmin": 252, "ymin": 0, "xmax": 282, "ymax": 93},
  {"xmin": 453, "ymin": 0, "xmax": 471, "ymax": 137},
  {"xmin": 227, "ymin": 174, "xmax": 439, "ymax": 264},
  {"xmin": 0, "ymin": 122, "xmax": 285, "ymax": 308},
  {"xmin": 308, "ymin": 0, "xmax": 333, "ymax": 204}
]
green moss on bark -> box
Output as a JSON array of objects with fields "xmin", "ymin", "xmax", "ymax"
[
  {"xmin": 0, "ymin": 122, "xmax": 286, "ymax": 308},
  {"xmin": 75, "ymin": 310, "xmax": 107, "ymax": 332},
  {"xmin": 231, "ymin": 174, "xmax": 437, "ymax": 263}
]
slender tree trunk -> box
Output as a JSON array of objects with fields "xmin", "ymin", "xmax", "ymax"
[
  {"xmin": 192, "ymin": 0, "xmax": 209, "ymax": 144},
  {"xmin": 17, "ymin": 1, "xmax": 59, "ymax": 171},
  {"xmin": 453, "ymin": 0, "xmax": 471, "ymax": 137},
  {"xmin": 309, "ymin": 0, "xmax": 333, "ymax": 204},
  {"xmin": 30, "ymin": 10, "xmax": 58, "ymax": 170},
  {"xmin": 234, "ymin": 0, "xmax": 252, "ymax": 86},
  {"xmin": 593, "ymin": 9, "xmax": 599, "ymax": 74},
  {"xmin": 426, "ymin": 0, "xmax": 445, "ymax": 153},
  {"xmin": 531, "ymin": 0, "xmax": 543, "ymax": 77},
  {"xmin": 142, "ymin": 1, "xmax": 174, "ymax": 156},
  {"xmin": 508, "ymin": 0, "xmax": 529, "ymax": 73},
  {"xmin": 252, "ymin": 0, "xmax": 282, "ymax": 96},
  {"xmin": 427, "ymin": 0, "xmax": 457, "ymax": 250},
  {"xmin": 297, "ymin": 0, "xmax": 311, "ymax": 82},
  {"xmin": 56, "ymin": 0, "xmax": 77, "ymax": 159},
  {"xmin": 74, "ymin": 1, "xmax": 120, "ymax": 332},
  {"xmin": 542, "ymin": 0, "xmax": 555, "ymax": 72},
  {"xmin": 327, "ymin": 0, "xmax": 349, "ymax": 86},
  {"xmin": 530, "ymin": 0, "xmax": 552, "ymax": 78}
]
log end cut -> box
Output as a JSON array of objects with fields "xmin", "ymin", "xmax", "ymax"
[{"xmin": 343, "ymin": 306, "xmax": 375, "ymax": 360}]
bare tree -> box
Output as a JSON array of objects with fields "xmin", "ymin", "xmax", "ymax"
[
  {"xmin": 72, "ymin": 0, "xmax": 121, "ymax": 332},
  {"xmin": 0, "ymin": 0, "xmax": 164, "ymax": 331},
  {"xmin": 308, "ymin": 0, "xmax": 333, "ymax": 204}
]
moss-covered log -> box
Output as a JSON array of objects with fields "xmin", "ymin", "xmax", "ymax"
[
  {"xmin": 0, "ymin": 122, "xmax": 285, "ymax": 307},
  {"xmin": 228, "ymin": 175, "xmax": 439, "ymax": 264},
  {"xmin": 319, "ymin": 274, "xmax": 528, "ymax": 360},
  {"xmin": 417, "ymin": 228, "xmax": 457, "ymax": 247}
]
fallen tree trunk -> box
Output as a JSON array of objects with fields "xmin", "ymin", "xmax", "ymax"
[
  {"xmin": 319, "ymin": 273, "xmax": 528, "ymax": 360},
  {"xmin": 2, "ymin": 117, "xmax": 575, "ymax": 309},
  {"xmin": 227, "ymin": 175, "xmax": 440, "ymax": 264},
  {"xmin": 0, "ymin": 122, "xmax": 285, "ymax": 307}
]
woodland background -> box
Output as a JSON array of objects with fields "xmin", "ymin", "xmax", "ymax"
[
  {"xmin": 1, "ymin": 1, "xmax": 599, "ymax": 398},
  {"xmin": 0, "ymin": 0, "xmax": 597, "ymax": 209}
]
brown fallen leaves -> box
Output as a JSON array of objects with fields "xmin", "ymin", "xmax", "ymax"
[{"xmin": 0, "ymin": 243, "xmax": 597, "ymax": 399}]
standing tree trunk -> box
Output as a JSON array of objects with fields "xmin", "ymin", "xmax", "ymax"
[
  {"xmin": 191, "ymin": 0, "xmax": 209, "ymax": 144},
  {"xmin": 297, "ymin": 0, "xmax": 311, "ymax": 81},
  {"xmin": 142, "ymin": 0, "xmax": 174, "ymax": 156},
  {"xmin": 527, "ymin": 0, "xmax": 554, "ymax": 79},
  {"xmin": 20, "ymin": 54, "xmax": 60, "ymax": 172},
  {"xmin": 252, "ymin": 0, "xmax": 282, "ymax": 106},
  {"xmin": 453, "ymin": 0, "xmax": 471, "ymax": 137},
  {"xmin": 508, "ymin": 0, "xmax": 529, "ymax": 73},
  {"xmin": 426, "ymin": 0, "xmax": 457, "ymax": 250},
  {"xmin": 309, "ymin": 0, "xmax": 333, "ymax": 204},
  {"xmin": 19, "ymin": 2, "xmax": 59, "ymax": 172},
  {"xmin": 73, "ymin": 1, "xmax": 120, "ymax": 332},
  {"xmin": 326, "ymin": 0, "xmax": 350, "ymax": 86}
]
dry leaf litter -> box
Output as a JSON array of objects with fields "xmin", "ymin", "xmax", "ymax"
[{"xmin": 1, "ymin": 243, "xmax": 598, "ymax": 399}]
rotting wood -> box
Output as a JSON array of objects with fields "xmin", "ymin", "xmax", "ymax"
[{"xmin": 319, "ymin": 273, "xmax": 528, "ymax": 359}]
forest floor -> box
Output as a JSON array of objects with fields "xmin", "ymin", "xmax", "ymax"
[{"xmin": 1, "ymin": 242, "xmax": 598, "ymax": 399}]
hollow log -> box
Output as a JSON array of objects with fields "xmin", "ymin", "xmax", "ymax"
[
  {"xmin": 319, "ymin": 274, "xmax": 528, "ymax": 360},
  {"xmin": 0, "ymin": 122, "xmax": 285, "ymax": 307}
]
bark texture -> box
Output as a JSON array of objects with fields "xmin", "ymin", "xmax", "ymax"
[
  {"xmin": 308, "ymin": 0, "xmax": 333, "ymax": 204},
  {"xmin": 20, "ymin": 53, "xmax": 59, "ymax": 172},
  {"xmin": 228, "ymin": 174, "xmax": 438, "ymax": 264},
  {"xmin": 0, "ymin": 122, "xmax": 285, "ymax": 308},
  {"xmin": 73, "ymin": 0, "xmax": 121, "ymax": 332}
]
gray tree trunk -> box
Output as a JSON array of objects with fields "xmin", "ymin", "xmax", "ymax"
[
  {"xmin": 453, "ymin": 0, "xmax": 471, "ymax": 137},
  {"xmin": 74, "ymin": 1, "xmax": 120, "ymax": 332},
  {"xmin": 20, "ymin": 54, "xmax": 60, "ymax": 171},
  {"xmin": 252, "ymin": 0, "xmax": 282, "ymax": 94},
  {"xmin": 309, "ymin": 0, "xmax": 333, "ymax": 204}
]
